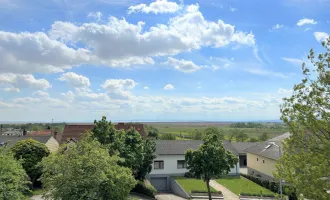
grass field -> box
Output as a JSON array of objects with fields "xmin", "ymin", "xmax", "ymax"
[
  {"xmin": 216, "ymin": 176, "xmax": 274, "ymax": 196},
  {"xmin": 145, "ymin": 122, "xmax": 289, "ymax": 140},
  {"xmin": 175, "ymin": 177, "xmax": 217, "ymax": 193}
]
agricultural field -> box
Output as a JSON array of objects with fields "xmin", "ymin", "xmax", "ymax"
[{"xmin": 144, "ymin": 122, "xmax": 290, "ymax": 140}]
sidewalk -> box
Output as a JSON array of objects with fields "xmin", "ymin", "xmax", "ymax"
[{"xmin": 210, "ymin": 180, "xmax": 239, "ymax": 200}]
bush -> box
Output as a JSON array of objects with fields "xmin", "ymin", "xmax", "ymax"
[
  {"xmin": 240, "ymin": 173, "xmax": 297, "ymax": 200},
  {"xmin": 240, "ymin": 192, "xmax": 275, "ymax": 197},
  {"xmin": 184, "ymin": 172, "xmax": 194, "ymax": 178},
  {"xmin": 131, "ymin": 181, "xmax": 157, "ymax": 198},
  {"xmin": 160, "ymin": 133, "xmax": 176, "ymax": 140}
]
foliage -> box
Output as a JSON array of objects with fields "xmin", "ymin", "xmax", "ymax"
[
  {"xmin": 131, "ymin": 181, "xmax": 157, "ymax": 198},
  {"xmin": 276, "ymin": 38, "xmax": 330, "ymax": 199},
  {"xmin": 258, "ymin": 132, "xmax": 269, "ymax": 141},
  {"xmin": 92, "ymin": 116, "xmax": 118, "ymax": 147},
  {"xmin": 249, "ymin": 137, "xmax": 259, "ymax": 142},
  {"xmin": 0, "ymin": 147, "xmax": 30, "ymax": 200},
  {"xmin": 230, "ymin": 122, "xmax": 264, "ymax": 128},
  {"xmin": 240, "ymin": 173, "xmax": 297, "ymax": 200},
  {"xmin": 145, "ymin": 125, "xmax": 159, "ymax": 138},
  {"xmin": 229, "ymin": 129, "xmax": 248, "ymax": 142},
  {"xmin": 203, "ymin": 127, "xmax": 224, "ymax": 140},
  {"xmin": 91, "ymin": 117, "xmax": 156, "ymax": 181},
  {"xmin": 160, "ymin": 133, "xmax": 176, "ymax": 140},
  {"xmin": 184, "ymin": 171, "xmax": 194, "ymax": 178},
  {"xmin": 185, "ymin": 133, "xmax": 238, "ymax": 200},
  {"xmin": 41, "ymin": 135, "xmax": 136, "ymax": 200},
  {"xmin": 11, "ymin": 139, "xmax": 50, "ymax": 187},
  {"xmin": 239, "ymin": 193, "xmax": 275, "ymax": 197},
  {"xmin": 191, "ymin": 129, "xmax": 203, "ymax": 140},
  {"xmin": 216, "ymin": 176, "xmax": 274, "ymax": 196}
]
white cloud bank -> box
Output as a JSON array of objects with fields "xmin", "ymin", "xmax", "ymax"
[
  {"xmin": 58, "ymin": 72, "xmax": 91, "ymax": 89},
  {"xmin": 0, "ymin": 73, "xmax": 51, "ymax": 90},
  {"xmin": 313, "ymin": 32, "xmax": 329, "ymax": 42},
  {"xmin": 163, "ymin": 57, "xmax": 203, "ymax": 73}
]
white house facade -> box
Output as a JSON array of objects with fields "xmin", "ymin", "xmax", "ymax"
[{"xmin": 147, "ymin": 140, "xmax": 240, "ymax": 191}]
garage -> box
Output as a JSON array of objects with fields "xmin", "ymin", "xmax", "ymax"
[{"xmin": 150, "ymin": 177, "xmax": 167, "ymax": 191}]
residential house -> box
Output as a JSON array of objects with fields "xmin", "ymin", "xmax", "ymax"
[
  {"xmin": 60, "ymin": 123, "xmax": 147, "ymax": 144},
  {"xmin": 231, "ymin": 142, "xmax": 259, "ymax": 168},
  {"xmin": 0, "ymin": 135, "xmax": 59, "ymax": 152},
  {"xmin": 244, "ymin": 132, "xmax": 290, "ymax": 180},
  {"xmin": 147, "ymin": 140, "xmax": 240, "ymax": 191}
]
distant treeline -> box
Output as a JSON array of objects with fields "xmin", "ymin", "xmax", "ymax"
[
  {"xmin": 230, "ymin": 122, "xmax": 285, "ymax": 129},
  {"xmin": 0, "ymin": 123, "xmax": 66, "ymax": 132}
]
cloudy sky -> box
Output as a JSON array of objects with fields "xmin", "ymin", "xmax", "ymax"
[{"xmin": 0, "ymin": 0, "xmax": 329, "ymax": 122}]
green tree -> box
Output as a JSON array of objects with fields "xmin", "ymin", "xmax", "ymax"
[
  {"xmin": 191, "ymin": 129, "xmax": 203, "ymax": 140},
  {"xmin": 136, "ymin": 139, "xmax": 156, "ymax": 180},
  {"xmin": 145, "ymin": 125, "xmax": 159, "ymax": 138},
  {"xmin": 160, "ymin": 133, "xmax": 176, "ymax": 140},
  {"xmin": 185, "ymin": 133, "xmax": 238, "ymax": 200},
  {"xmin": 258, "ymin": 132, "xmax": 269, "ymax": 141},
  {"xmin": 236, "ymin": 132, "xmax": 249, "ymax": 142},
  {"xmin": 11, "ymin": 139, "xmax": 50, "ymax": 187},
  {"xmin": 275, "ymin": 38, "xmax": 330, "ymax": 199},
  {"xmin": 204, "ymin": 127, "xmax": 224, "ymax": 140},
  {"xmin": 0, "ymin": 147, "xmax": 30, "ymax": 200},
  {"xmin": 41, "ymin": 134, "xmax": 136, "ymax": 200}
]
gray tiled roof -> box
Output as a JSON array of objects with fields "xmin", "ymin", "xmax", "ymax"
[
  {"xmin": 155, "ymin": 140, "xmax": 239, "ymax": 155},
  {"xmin": 231, "ymin": 142, "xmax": 259, "ymax": 154},
  {"xmin": 244, "ymin": 132, "xmax": 290, "ymax": 160},
  {"xmin": 0, "ymin": 135, "xmax": 52, "ymax": 147}
]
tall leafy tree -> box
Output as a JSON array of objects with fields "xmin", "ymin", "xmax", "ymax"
[
  {"xmin": 0, "ymin": 147, "xmax": 30, "ymax": 200},
  {"xmin": 276, "ymin": 38, "xmax": 330, "ymax": 199},
  {"xmin": 185, "ymin": 133, "xmax": 238, "ymax": 200},
  {"xmin": 258, "ymin": 132, "xmax": 269, "ymax": 141},
  {"xmin": 41, "ymin": 134, "xmax": 136, "ymax": 200},
  {"xmin": 11, "ymin": 139, "xmax": 50, "ymax": 187},
  {"xmin": 92, "ymin": 116, "xmax": 117, "ymax": 145},
  {"xmin": 136, "ymin": 139, "xmax": 156, "ymax": 180},
  {"xmin": 204, "ymin": 127, "xmax": 225, "ymax": 140}
]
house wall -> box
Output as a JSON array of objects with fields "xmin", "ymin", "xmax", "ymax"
[
  {"xmin": 45, "ymin": 137, "xmax": 59, "ymax": 152},
  {"xmin": 246, "ymin": 153, "xmax": 277, "ymax": 179},
  {"xmin": 150, "ymin": 154, "xmax": 240, "ymax": 175}
]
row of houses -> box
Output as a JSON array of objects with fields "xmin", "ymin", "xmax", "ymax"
[{"xmin": 0, "ymin": 123, "xmax": 289, "ymax": 192}]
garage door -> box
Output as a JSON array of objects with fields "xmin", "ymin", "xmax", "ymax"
[{"xmin": 150, "ymin": 177, "xmax": 167, "ymax": 191}]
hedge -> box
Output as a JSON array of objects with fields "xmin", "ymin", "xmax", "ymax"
[
  {"xmin": 240, "ymin": 192, "xmax": 275, "ymax": 197},
  {"xmin": 131, "ymin": 181, "xmax": 157, "ymax": 198},
  {"xmin": 240, "ymin": 173, "xmax": 297, "ymax": 200}
]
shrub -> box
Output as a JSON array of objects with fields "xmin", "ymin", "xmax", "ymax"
[
  {"xmin": 131, "ymin": 181, "xmax": 157, "ymax": 198},
  {"xmin": 240, "ymin": 192, "xmax": 275, "ymax": 197},
  {"xmin": 160, "ymin": 133, "xmax": 176, "ymax": 140},
  {"xmin": 240, "ymin": 173, "xmax": 297, "ymax": 200},
  {"xmin": 184, "ymin": 172, "xmax": 194, "ymax": 178}
]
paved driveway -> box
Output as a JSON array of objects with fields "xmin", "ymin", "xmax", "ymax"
[{"xmin": 156, "ymin": 193, "xmax": 186, "ymax": 200}]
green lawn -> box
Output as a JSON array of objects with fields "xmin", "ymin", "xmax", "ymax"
[
  {"xmin": 175, "ymin": 177, "xmax": 217, "ymax": 193},
  {"xmin": 216, "ymin": 176, "xmax": 274, "ymax": 196}
]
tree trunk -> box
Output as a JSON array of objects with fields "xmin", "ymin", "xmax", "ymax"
[{"xmin": 206, "ymin": 178, "xmax": 212, "ymax": 200}]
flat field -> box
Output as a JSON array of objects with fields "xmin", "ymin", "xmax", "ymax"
[{"xmin": 144, "ymin": 122, "xmax": 289, "ymax": 139}]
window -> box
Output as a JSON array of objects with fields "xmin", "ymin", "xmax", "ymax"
[
  {"xmin": 177, "ymin": 160, "xmax": 187, "ymax": 169},
  {"xmin": 263, "ymin": 160, "xmax": 265, "ymax": 163},
  {"xmin": 257, "ymin": 158, "xmax": 259, "ymax": 161},
  {"xmin": 154, "ymin": 161, "xmax": 164, "ymax": 169}
]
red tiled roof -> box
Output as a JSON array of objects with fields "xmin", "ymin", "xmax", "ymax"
[
  {"xmin": 60, "ymin": 123, "xmax": 146, "ymax": 143},
  {"xmin": 28, "ymin": 131, "xmax": 52, "ymax": 136}
]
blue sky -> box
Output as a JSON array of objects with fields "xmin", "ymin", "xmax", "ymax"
[{"xmin": 0, "ymin": 0, "xmax": 329, "ymax": 122}]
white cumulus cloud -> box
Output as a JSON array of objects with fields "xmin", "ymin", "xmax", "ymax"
[
  {"xmin": 128, "ymin": 0, "xmax": 181, "ymax": 14},
  {"xmin": 164, "ymin": 84, "xmax": 174, "ymax": 90},
  {"xmin": 101, "ymin": 79, "xmax": 136, "ymax": 99},
  {"xmin": 3, "ymin": 87, "xmax": 20, "ymax": 92},
  {"xmin": 87, "ymin": 11, "xmax": 102, "ymax": 21},
  {"xmin": 297, "ymin": 18, "xmax": 317, "ymax": 26},
  {"xmin": 313, "ymin": 32, "xmax": 329, "ymax": 42},
  {"xmin": 58, "ymin": 72, "xmax": 91, "ymax": 88},
  {"xmin": 0, "ymin": 73, "xmax": 51, "ymax": 90},
  {"xmin": 163, "ymin": 57, "xmax": 203, "ymax": 73}
]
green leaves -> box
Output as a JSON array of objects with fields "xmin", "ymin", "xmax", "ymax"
[
  {"xmin": 0, "ymin": 147, "xmax": 30, "ymax": 200},
  {"xmin": 277, "ymin": 37, "xmax": 330, "ymax": 199},
  {"xmin": 41, "ymin": 135, "xmax": 136, "ymax": 200},
  {"xmin": 11, "ymin": 138, "xmax": 50, "ymax": 187},
  {"xmin": 185, "ymin": 133, "xmax": 238, "ymax": 200}
]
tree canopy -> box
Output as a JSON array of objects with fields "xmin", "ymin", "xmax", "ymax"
[
  {"xmin": 11, "ymin": 138, "xmax": 50, "ymax": 187},
  {"xmin": 185, "ymin": 133, "xmax": 238, "ymax": 200},
  {"xmin": 276, "ymin": 38, "xmax": 330, "ymax": 199},
  {"xmin": 0, "ymin": 147, "xmax": 30, "ymax": 200},
  {"xmin": 41, "ymin": 134, "xmax": 136, "ymax": 200},
  {"xmin": 204, "ymin": 127, "xmax": 224, "ymax": 140}
]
